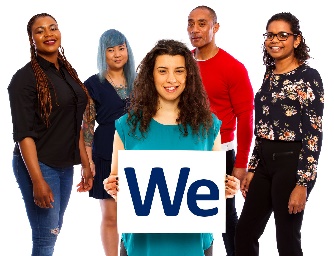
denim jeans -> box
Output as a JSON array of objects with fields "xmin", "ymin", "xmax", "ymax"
[{"xmin": 12, "ymin": 154, "xmax": 74, "ymax": 256}]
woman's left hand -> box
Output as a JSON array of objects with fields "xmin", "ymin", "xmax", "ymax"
[
  {"xmin": 77, "ymin": 166, "xmax": 94, "ymax": 192},
  {"xmin": 288, "ymin": 185, "xmax": 307, "ymax": 214},
  {"xmin": 225, "ymin": 175, "xmax": 240, "ymax": 199}
]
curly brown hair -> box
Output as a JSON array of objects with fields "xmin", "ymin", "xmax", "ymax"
[
  {"xmin": 27, "ymin": 13, "xmax": 91, "ymax": 126},
  {"xmin": 263, "ymin": 12, "xmax": 311, "ymax": 70},
  {"xmin": 127, "ymin": 39, "xmax": 213, "ymax": 139}
]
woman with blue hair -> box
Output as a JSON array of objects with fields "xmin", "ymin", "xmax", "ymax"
[{"xmin": 82, "ymin": 29, "xmax": 136, "ymax": 256}]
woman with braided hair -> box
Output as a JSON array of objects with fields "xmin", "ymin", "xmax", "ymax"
[{"xmin": 8, "ymin": 13, "xmax": 93, "ymax": 255}]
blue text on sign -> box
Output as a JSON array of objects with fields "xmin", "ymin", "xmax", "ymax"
[{"xmin": 124, "ymin": 167, "xmax": 219, "ymax": 217}]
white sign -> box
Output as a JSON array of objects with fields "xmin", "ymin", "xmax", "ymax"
[{"xmin": 117, "ymin": 150, "xmax": 226, "ymax": 233}]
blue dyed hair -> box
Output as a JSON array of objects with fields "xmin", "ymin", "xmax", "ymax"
[{"xmin": 97, "ymin": 29, "xmax": 136, "ymax": 94}]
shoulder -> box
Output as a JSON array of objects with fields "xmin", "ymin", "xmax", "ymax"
[
  {"xmin": 116, "ymin": 113, "xmax": 129, "ymax": 126},
  {"xmin": 294, "ymin": 65, "xmax": 324, "ymax": 98},
  {"xmin": 300, "ymin": 64, "xmax": 322, "ymax": 80},
  {"xmin": 115, "ymin": 113, "xmax": 130, "ymax": 136},
  {"xmin": 211, "ymin": 113, "xmax": 222, "ymax": 128},
  {"xmin": 84, "ymin": 74, "xmax": 100, "ymax": 85},
  {"xmin": 218, "ymin": 48, "xmax": 245, "ymax": 66},
  {"xmin": 12, "ymin": 62, "xmax": 34, "ymax": 78},
  {"xmin": 84, "ymin": 74, "xmax": 102, "ymax": 91},
  {"xmin": 216, "ymin": 48, "xmax": 249, "ymax": 75},
  {"xmin": 8, "ymin": 62, "xmax": 35, "ymax": 92},
  {"xmin": 295, "ymin": 64, "xmax": 323, "ymax": 90}
]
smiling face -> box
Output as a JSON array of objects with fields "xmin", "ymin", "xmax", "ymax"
[
  {"xmin": 105, "ymin": 43, "xmax": 128, "ymax": 71},
  {"xmin": 31, "ymin": 16, "xmax": 61, "ymax": 61},
  {"xmin": 264, "ymin": 20, "xmax": 300, "ymax": 62},
  {"xmin": 187, "ymin": 7, "xmax": 219, "ymax": 49},
  {"xmin": 153, "ymin": 54, "xmax": 187, "ymax": 105}
]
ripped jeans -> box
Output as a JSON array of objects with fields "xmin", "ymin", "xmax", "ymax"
[{"xmin": 12, "ymin": 154, "xmax": 74, "ymax": 256}]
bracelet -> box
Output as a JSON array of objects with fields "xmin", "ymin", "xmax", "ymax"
[{"xmin": 89, "ymin": 162, "xmax": 94, "ymax": 165}]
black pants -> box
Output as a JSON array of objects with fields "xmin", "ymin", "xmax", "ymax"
[
  {"xmin": 222, "ymin": 149, "xmax": 238, "ymax": 256},
  {"xmin": 235, "ymin": 139, "xmax": 314, "ymax": 256}
]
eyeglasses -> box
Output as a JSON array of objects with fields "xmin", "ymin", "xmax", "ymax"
[{"xmin": 263, "ymin": 32, "xmax": 297, "ymax": 41}]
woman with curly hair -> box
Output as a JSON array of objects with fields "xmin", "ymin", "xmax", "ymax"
[
  {"xmin": 7, "ymin": 13, "xmax": 93, "ymax": 255},
  {"xmin": 103, "ymin": 39, "xmax": 240, "ymax": 256},
  {"xmin": 235, "ymin": 12, "xmax": 324, "ymax": 256}
]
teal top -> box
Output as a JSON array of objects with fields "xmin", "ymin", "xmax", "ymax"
[{"xmin": 115, "ymin": 113, "xmax": 222, "ymax": 256}]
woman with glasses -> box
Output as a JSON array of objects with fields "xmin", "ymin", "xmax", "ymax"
[{"xmin": 235, "ymin": 12, "xmax": 324, "ymax": 256}]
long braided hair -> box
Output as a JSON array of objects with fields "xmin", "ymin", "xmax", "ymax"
[{"xmin": 27, "ymin": 13, "xmax": 92, "ymax": 126}]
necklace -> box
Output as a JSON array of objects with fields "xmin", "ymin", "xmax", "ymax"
[
  {"xmin": 107, "ymin": 73, "xmax": 126, "ymax": 88},
  {"xmin": 106, "ymin": 73, "xmax": 128, "ymax": 99}
]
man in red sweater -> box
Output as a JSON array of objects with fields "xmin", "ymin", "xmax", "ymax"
[{"xmin": 187, "ymin": 5, "xmax": 254, "ymax": 256}]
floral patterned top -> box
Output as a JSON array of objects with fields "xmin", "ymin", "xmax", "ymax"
[{"xmin": 248, "ymin": 63, "xmax": 324, "ymax": 186}]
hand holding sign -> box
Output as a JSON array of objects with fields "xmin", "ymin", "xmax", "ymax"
[
  {"xmin": 103, "ymin": 175, "xmax": 119, "ymax": 201},
  {"xmin": 225, "ymin": 175, "xmax": 240, "ymax": 199}
]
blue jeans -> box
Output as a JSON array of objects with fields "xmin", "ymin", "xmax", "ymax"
[{"xmin": 12, "ymin": 154, "xmax": 74, "ymax": 256}]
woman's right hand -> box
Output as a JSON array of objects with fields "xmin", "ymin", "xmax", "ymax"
[
  {"xmin": 103, "ymin": 175, "xmax": 119, "ymax": 201},
  {"xmin": 33, "ymin": 179, "xmax": 54, "ymax": 208},
  {"xmin": 18, "ymin": 137, "xmax": 54, "ymax": 208}
]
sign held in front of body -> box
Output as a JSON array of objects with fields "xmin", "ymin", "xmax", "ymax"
[{"xmin": 117, "ymin": 150, "xmax": 226, "ymax": 233}]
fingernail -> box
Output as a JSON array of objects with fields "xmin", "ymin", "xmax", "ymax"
[
  {"xmin": 116, "ymin": 182, "xmax": 118, "ymax": 185},
  {"xmin": 116, "ymin": 177, "xmax": 119, "ymax": 180},
  {"xmin": 225, "ymin": 179, "xmax": 228, "ymax": 183}
]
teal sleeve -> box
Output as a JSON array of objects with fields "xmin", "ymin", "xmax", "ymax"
[{"xmin": 115, "ymin": 114, "xmax": 127, "ymax": 145}]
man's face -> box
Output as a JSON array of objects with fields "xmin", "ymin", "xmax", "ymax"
[{"xmin": 187, "ymin": 8, "xmax": 218, "ymax": 48}]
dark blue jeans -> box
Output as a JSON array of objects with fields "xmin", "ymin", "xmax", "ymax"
[
  {"xmin": 222, "ymin": 149, "xmax": 238, "ymax": 256},
  {"xmin": 12, "ymin": 154, "xmax": 74, "ymax": 256}
]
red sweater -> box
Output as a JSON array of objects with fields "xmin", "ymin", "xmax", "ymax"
[{"xmin": 195, "ymin": 48, "xmax": 254, "ymax": 168}]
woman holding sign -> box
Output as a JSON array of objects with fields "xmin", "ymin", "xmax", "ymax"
[{"xmin": 103, "ymin": 39, "xmax": 240, "ymax": 256}]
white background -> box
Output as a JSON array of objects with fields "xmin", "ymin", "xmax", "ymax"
[{"xmin": 0, "ymin": 0, "xmax": 331, "ymax": 255}]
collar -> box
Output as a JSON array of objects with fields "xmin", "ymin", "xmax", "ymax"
[{"xmin": 36, "ymin": 55, "xmax": 63, "ymax": 71}]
